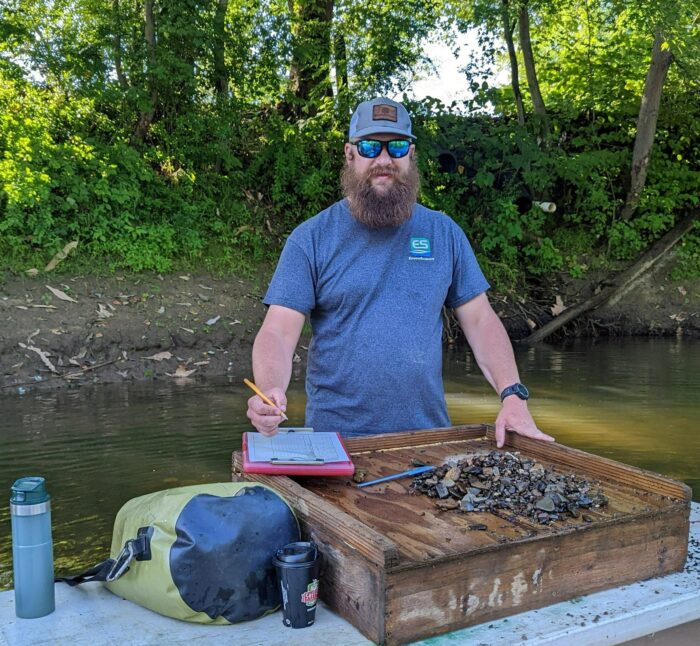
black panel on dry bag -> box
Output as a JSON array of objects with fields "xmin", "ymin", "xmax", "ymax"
[{"xmin": 170, "ymin": 486, "xmax": 299, "ymax": 622}]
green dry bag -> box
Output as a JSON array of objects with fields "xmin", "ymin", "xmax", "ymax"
[{"xmin": 58, "ymin": 482, "xmax": 300, "ymax": 624}]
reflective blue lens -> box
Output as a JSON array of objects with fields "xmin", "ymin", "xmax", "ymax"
[
  {"xmin": 386, "ymin": 140, "xmax": 410, "ymax": 158},
  {"xmin": 356, "ymin": 140, "xmax": 382, "ymax": 158},
  {"xmin": 355, "ymin": 139, "xmax": 411, "ymax": 159}
]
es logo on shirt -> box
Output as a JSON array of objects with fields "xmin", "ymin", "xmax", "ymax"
[{"xmin": 409, "ymin": 237, "xmax": 434, "ymax": 260}]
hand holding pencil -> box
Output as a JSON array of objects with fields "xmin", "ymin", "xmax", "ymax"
[{"xmin": 245, "ymin": 378, "xmax": 288, "ymax": 437}]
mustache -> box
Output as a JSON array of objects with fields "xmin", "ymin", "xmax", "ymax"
[{"xmin": 366, "ymin": 166, "xmax": 400, "ymax": 180}]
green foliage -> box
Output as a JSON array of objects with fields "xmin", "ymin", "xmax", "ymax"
[
  {"xmin": 671, "ymin": 228, "xmax": 700, "ymax": 280},
  {"xmin": 1, "ymin": 0, "xmax": 699, "ymax": 288},
  {"xmin": 0, "ymin": 74, "xmax": 205, "ymax": 272},
  {"xmin": 247, "ymin": 103, "xmax": 343, "ymax": 231},
  {"xmin": 410, "ymin": 94, "xmax": 700, "ymax": 289},
  {"xmin": 413, "ymin": 105, "xmax": 568, "ymax": 285},
  {"xmin": 337, "ymin": 0, "xmax": 444, "ymax": 98}
]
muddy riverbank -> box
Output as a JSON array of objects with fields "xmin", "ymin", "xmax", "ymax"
[{"xmin": 1, "ymin": 267, "xmax": 698, "ymax": 395}]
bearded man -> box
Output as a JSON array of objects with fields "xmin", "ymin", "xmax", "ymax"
[{"xmin": 247, "ymin": 97, "xmax": 553, "ymax": 447}]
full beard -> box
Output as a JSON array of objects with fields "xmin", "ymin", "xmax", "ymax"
[{"xmin": 341, "ymin": 157, "xmax": 420, "ymax": 229}]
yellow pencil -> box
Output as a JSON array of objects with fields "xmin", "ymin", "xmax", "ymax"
[{"xmin": 244, "ymin": 378, "xmax": 289, "ymax": 421}]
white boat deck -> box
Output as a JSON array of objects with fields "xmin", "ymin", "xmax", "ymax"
[{"xmin": 2, "ymin": 503, "xmax": 699, "ymax": 646}]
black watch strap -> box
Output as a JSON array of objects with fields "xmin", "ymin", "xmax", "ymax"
[{"xmin": 500, "ymin": 383, "xmax": 529, "ymax": 402}]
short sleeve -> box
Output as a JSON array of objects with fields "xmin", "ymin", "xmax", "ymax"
[
  {"xmin": 445, "ymin": 225, "xmax": 490, "ymax": 308},
  {"xmin": 263, "ymin": 238, "xmax": 316, "ymax": 315}
]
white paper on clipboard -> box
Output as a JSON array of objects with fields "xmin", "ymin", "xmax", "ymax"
[{"xmin": 246, "ymin": 431, "xmax": 348, "ymax": 463}]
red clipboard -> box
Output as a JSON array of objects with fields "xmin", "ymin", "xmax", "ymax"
[{"xmin": 242, "ymin": 432, "xmax": 355, "ymax": 476}]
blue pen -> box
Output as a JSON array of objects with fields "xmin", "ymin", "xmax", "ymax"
[{"xmin": 356, "ymin": 465, "xmax": 436, "ymax": 488}]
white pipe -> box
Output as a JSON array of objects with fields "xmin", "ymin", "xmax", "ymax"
[{"xmin": 535, "ymin": 201, "xmax": 557, "ymax": 213}]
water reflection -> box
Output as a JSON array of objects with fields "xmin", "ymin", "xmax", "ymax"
[
  {"xmin": 444, "ymin": 337, "xmax": 700, "ymax": 495},
  {"xmin": 1, "ymin": 338, "xmax": 698, "ymax": 590}
]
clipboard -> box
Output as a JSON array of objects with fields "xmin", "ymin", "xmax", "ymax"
[{"xmin": 242, "ymin": 430, "xmax": 355, "ymax": 476}]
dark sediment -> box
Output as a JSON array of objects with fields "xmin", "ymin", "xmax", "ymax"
[{"xmin": 411, "ymin": 450, "xmax": 608, "ymax": 525}]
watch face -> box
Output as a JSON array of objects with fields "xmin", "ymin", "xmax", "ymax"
[
  {"xmin": 515, "ymin": 383, "xmax": 529, "ymax": 399},
  {"xmin": 501, "ymin": 383, "xmax": 529, "ymax": 401}
]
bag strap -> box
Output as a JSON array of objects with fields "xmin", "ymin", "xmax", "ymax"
[
  {"xmin": 56, "ymin": 558, "xmax": 119, "ymax": 587},
  {"xmin": 56, "ymin": 526, "xmax": 153, "ymax": 586}
]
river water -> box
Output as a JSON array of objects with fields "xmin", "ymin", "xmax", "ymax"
[{"xmin": 1, "ymin": 337, "xmax": 698, "ymax": 590}]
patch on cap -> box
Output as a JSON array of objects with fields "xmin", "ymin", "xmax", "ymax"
[{"xmin": 372, "ymin": 104, "xmax": 398, "ymax": 122}]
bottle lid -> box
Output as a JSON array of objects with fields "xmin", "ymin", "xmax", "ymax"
[
  {"xmin": 10, "ymin": 476, "xmax": 50, "ymax": 505},
  {"xmin": 274, "ymin": 541, "xmax": 317, "ymax": 564}
]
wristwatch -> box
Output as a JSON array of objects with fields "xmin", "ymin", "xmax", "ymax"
[{"xmin": 500, "ymin": 383, "xmax": 529, "ymax": 402}]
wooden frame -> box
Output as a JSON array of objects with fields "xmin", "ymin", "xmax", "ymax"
[{"xmin": 233, "ymin": 425, "xmax": 691, "ymax": 645}]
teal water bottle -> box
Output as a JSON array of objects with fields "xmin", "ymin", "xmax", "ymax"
[{"xmin": 10, "ymin": 476, "xmax": 55, "ymax": 618}]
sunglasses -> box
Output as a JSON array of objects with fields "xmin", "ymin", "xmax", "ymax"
[{"xmin": 353, "ymin": 139, "xmax": 411, "ymax": 159}]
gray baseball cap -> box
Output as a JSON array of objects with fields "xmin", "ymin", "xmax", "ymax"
[{"xmin": 348, "ymin": 97, "xmax": 415, "ymax": 142}]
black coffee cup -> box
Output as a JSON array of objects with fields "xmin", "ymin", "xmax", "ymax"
[{"xmin": 272, "ymin": 541, "xmax": 320, "ymax": 628}]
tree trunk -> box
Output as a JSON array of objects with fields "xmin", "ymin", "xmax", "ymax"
[
  {"xmin": 518, "ymin": 4, "xmax": 549, "ymax": 140},
  {"xmin": 213, "ymin": 0, "xmax": 230, "ymax": 174},
  {"xmin": 334, "ymin": 29, "xmax": 349, "ymax": 118},
  {"xmin": 501, "ymin": 0, "xmax": 525, "ymax": 126},
  {"xmin": 213, "ymin": 0, "xmax": 229, "ymax": 98},
  {"xmin": 112, "ymin": 0, "xmax": 129, "ymax": 90},
  {"xmin": 620, "ymin": 31, "xmax": 673, "ymax": 220},
  {"xmin": 286, "ymin": 0, "xmax": 334, "ymax": 116},
  {"xmin": 133, "ymin": 0, "xmax": 158, "ymax": 144},
  {"xmin": 520, "ymin": 209, "xmax": 698, "ymax": 344}
]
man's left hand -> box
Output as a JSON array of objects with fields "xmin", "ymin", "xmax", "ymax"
[{"xmin": 494, "ymin": 398, "xmax": 554, "ymax": 448}]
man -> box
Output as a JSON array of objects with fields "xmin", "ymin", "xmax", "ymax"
[{"xmin": 246, "ymin": 97, "xmax": 554, "ymax": 448}]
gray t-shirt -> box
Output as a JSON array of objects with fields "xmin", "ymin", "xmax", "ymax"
[{"xmin": 263, "ymin": 199, "xmax": 490, "ymax": 437}]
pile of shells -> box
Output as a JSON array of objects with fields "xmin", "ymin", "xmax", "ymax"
[{"xmin": 410, "ymin": 451, "xmax": 608, "ymax": 525}]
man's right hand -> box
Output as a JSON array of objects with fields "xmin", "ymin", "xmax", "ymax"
[{"xmin": 246, "ymin": 387, "xmax": 287, "ymax": 436}]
